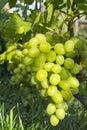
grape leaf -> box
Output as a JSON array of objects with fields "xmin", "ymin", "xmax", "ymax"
[
  {"xmin": 33, "ymin": 12, "xmax": 42, "ymax": 25},
  {"xmin": 46, "ymin": 3, "xmax": 53, "ymax": 23},
  {"xmin": 0, "ymin": 52, "xmax": 6, "ymax": 64},
  {"xmin": 4, "ymin": 13, "xmax": 32, "ymax": 41},
  {"xmin": 8, "ymin": 0, "xmax": 17, "ymax": 8}
]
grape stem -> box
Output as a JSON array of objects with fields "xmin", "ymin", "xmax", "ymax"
[{"xmin": 74, "ymin": 93, "xmax": 87, "ymax": 109}]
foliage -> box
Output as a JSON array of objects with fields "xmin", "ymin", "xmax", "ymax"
[{"xmin": 0, "ymin": 0, "xmax": 87, "ymax": 129}]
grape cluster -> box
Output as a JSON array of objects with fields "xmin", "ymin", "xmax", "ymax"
[{"xmin": 8, "ymin": 33, "xmax": 81, "ymax": 126}]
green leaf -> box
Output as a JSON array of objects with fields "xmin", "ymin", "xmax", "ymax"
[
  {"xmin": 33, "ymin": 12, "xmax": 42, "ymax": 25},
  {"xmin": 24, "ymin": 0, "xmax": 34, "ymax": 5},
  {"xmin": 4, "ymin": 13, "xmax": 32, "ymax": 41},
  {"xmin": 0, "ymin": 52, "xmax": 6, "ymax": 64},
  {"xmin": 46, "ymin": 3, "xmax": 53, "ymax": 23},
  {"xmin": 77, "ymin": 3, "xmax": 87, "ymax": 12},
  {"xmin": 8, "ymin": 0, "xmax": 17, "ymax": 8},
  {"xmin": 0, "ymin": 0, "xmax": 8, "ymax": 10},
  {"xmin": 7, "ymin": 44, "xmax": 17, "ymax": 53}
]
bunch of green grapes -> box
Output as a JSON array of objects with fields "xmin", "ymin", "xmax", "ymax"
[{"xmin": 7, "ymin": 33, "xmax": 82, "ymax": 127}]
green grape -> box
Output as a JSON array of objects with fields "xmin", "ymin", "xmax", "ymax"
[
  {"xmin": 28, "ymin": 47, "xmax": 40, "ymax": 58},
  {"xmin": 36, "ymin": 69, "xmax": 48, "ymax": 81},
  {"xmin": 34, "ymin": 53, "xmax": 46, "ymax": 67},
  {"xmin": 56, "ymin": 55, "xmax": 64, "ymax": 65},
  {"xmin": 45, "ymin": 31, "xmax": 53, "ymax": 43},
  {"xmin": 35, "ymin": 33, "xmax": 46, "ymax": 44},
  {"xmin": 46, "ymin": 103, "xmax": 56, "ymax": 115},
  {"xmin": 64, "ymin": 40, "xmax": 75, "ymax": 52},
  {"xmin": 64, "ymin": 58, "xmax": 74, "ymax": 69},
  {"xmin": 56, "ymin": 108, "xmax": 65, "ymax": 120},
  {"xmin": 50, "ymin": 115, "xmax": 59, "ymax": 126},
  {"xmin": 21, "ymin": 69, "xmax": 27, "ymax": 76},
  {"xmin": 40, "ymin": 89, "xmax": 48, "ymax": 98},
  {"xmin": 15, "ymin": 49, "xmax": 23, "ymax": 57},
  {"xmin": 22, "ymin": 48, "xmax": 28, "ymax": 55},
  {"xmin": 61, "ymin": 89, "xmax": 73, "ymax": 101},
  {"xmin": 49, "ymin": 73, "xmax": 61, "ymax": 85},
  {"xmin": 11, "ymin": 75, "xmax": 16, "ymax": 82},
  {"xmin": 28, "ymin": 37, "xmax": 38, "ymax": 47},
  {"xmin": 18, "ymin": 63, "xmax": 25, "ymax": 69},
  {"xmin": 13, "ymin": 74, "xmax": 23, "ymax": 84},
  {"xmin": 39, "ymin": 42, "xmax": 51, "ymax": 53},
  {"xmin": 59, "ymin": 80, "xmax": 70, "ymax": 90},
  {"xmin": 13, "ymin": 67, "xmax": 20, "ymax": 74},
  {"xmin": 47, "ymin": 85, "xmax": 58, "ymax": 96},
  {"xmin": 41, "ymin": 78, "xmax": 49, "ymax": 88},
  {"xmin": 65, "ymin": 50, "xmax": 77, "ymax": 58},
  {"xmin": 44, "ymin": 62, "xmax": 54, "ymax": 72},
  {"xmin": 26, "ymin": 66, "xmax": 31, "ymax": 72},
  {"xmin": 30, "ymin": 75, "xmax": 38, "ymax": 85},
  {"xmin": 51, "ymin": 64, "xmax": 62, "ymax": 74},
  {"xmin": 68, "ymin": 76, "xmax": 79, "ymax": 88},
  {"xmin": 56, "ymin": 102, "xmax": 68, "ymax": 111},
  {"xmin": 52, "ymin": 90, "xmax": 63, "ymax": 104},
  {"xmin": 54, "ymin": 43, "xmax": 65, "ymax": 55},
  {"xmin": 47, "ymin": 50, "xmax": 56, "ymax": 62},
  {"xmin": 22, "ymin": 56, "xmax": 34, "ymax": 66},
  {"xmin": 70, "ymin": 88, "xmax": 79, "ymax": 95},
  {"xmin": 71, "ymin": 37, "xmax": 81, "ymax": 49},
  {"xmin": 71, "ymin": 63, "xmax": 80, "ymax": 74},
  {"xmin": 60, "ymin": 67, "xmax": 72, "ymax": 80}
]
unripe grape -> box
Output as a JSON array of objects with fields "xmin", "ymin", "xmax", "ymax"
[
  {"xmin": 34, "ymin": 53, "xmax": 46, "ymax": 67},
  {"xmin": 47, "ymin": 50, "xmax": 56, "ymax": 62},
  {"xmin": 52, "ymin": 64, "xmax": 62, "ymax": 74},
  {"xmin": 60, "ymin": 67, "xmax": 72, "ymax": 80},
  {"xmin": 71, "ymin": 63, "xmax": 80, "ymax": 74},
  {"xmin": 47, "ymin": 85, "xmax": 58, "ymax": 96},
  {"xmin": 15, "ymin": 49, "xmax": 23, "ymax": 57},
  {"xmin": 22, "ymin": 56, "xmax": 34, "ymax": 66},
  {"xmin": 56, "ymin": 102, "xmax": 68, "ymax": 111},
  {"xmin": 56, "ymin": 55, "xmax": 64, "ymax": 65},
  {"xmin": 70, "ymin": 88, "xmax": 79, "ymax": 95},
  {"xmin": 28, "ymin": 37, "xmax": 38, "ymax": 47},
  {"xmin": 28, "ymin": 47, "xmax": 40, "ymax": 57},
  {"xmin": 71, "ymin": 37, "xmax": 81, "ymax": 49},
  {"xmin": 41, "ymin": 78, "xmax": 49, "ymax": 88},
  {"xmin": 40, "ymin": 89, "xmax": 48, "ymax": 98},
  {"xmin": 36, "ymin": 69, "xmax": 48, "ymax": 81},
  {"xmin": 44, "ymin": 62, "xmax": 54, "ymax": 72},
  {"xmin": 45, "ymin": 32, "xmax": 53, "ymax": 43},
  {"xmin": 18, "ymin": 63, "xmax": 25, "ymax": 69},
  {"xmin": 22, "ymin": 48, "xmax": 28, "ymax": 55},
  {"xmin": 46, "ymin": 103, "xmax": 56, "ymax": 115},
  {"xmin": 59, "ymin": 80, "xmax": 70, "ymax": 90},
  {"xmin": 54, "ymin": 43, "xmax": 65, "ymax": 55},
  {"xmin": 61, "ymin": 89, "xmax": 73, "ymax": 101},
  {"xmin": 68, "ymin": 76, "xmax": 79, "ymax": 88},
  {"xmin": 35, "ymin": 33, "xmax": 46, "ymax": 44},
  {"xmin": 50, "ymin": 115, "xmax": 59, "ymax": 126},
  {"xmin": 49, "ymin": 74, "xmax": 61, "ymax": 85},
  {"xmin": 56, "ymin": 108, "xmax": 65, "ymax": 120},
  {"xmin": 13, "ymin": 68, "xmax": 20, "ymax": 74},
  {"xmin": 39, "ymin": 42, "xmax": 51, "ymax": 53},
  {"xmin": 64, "ymin": 58, "xmax": 74, "ymax": 69},
  {"xmin": 52, "ymin": 90, "xmax": 63, "ymax": 104},
  {"xmin": 64, "ymin": 40, "xmax": 75, "ymax": 52}
]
